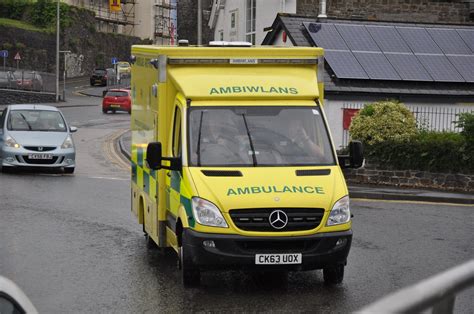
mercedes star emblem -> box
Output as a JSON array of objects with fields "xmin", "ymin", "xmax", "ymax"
[{"xmin": 269, "ymin": 210, "xmax": 288, "ymax": 230}]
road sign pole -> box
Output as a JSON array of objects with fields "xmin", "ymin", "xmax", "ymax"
[{"xmin": 3, "ymin": 57, "xmax": 5, "ymax": 72}]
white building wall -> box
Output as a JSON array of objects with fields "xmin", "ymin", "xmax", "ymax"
[
  {"xmin": 256, "ymin": 0, "xmax": 296, "ymax": 44},
  {"xmin": 213, "ymin": 0, "xmax": 296, "ymax": 44},
  {"xmin": 134, "ymin": 1, "xmax": 155, "ymax": 40},
  {"xmin": 272, "ymin": 29, "xmax": 294, "ymax": 46}
]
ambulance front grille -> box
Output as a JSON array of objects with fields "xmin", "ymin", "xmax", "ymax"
[{"xmin": 229, "ymin": 208, "xmax": 325, "ymax": 232}]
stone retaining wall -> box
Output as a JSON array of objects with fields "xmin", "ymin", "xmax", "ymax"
[
  {"xmin": 0, "ymin": 89, "xmax": 56, "ymax": 106},
  {"xmin": 343, "ymin": 162, "xmax": 474, "ymax": 192},
  {"xmin": 297, "ymin": 0, "xmax": 473, "ymax": 24}
]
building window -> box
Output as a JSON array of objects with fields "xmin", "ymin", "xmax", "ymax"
[
  {"xmin": 230, "ymin": 11, "xmax": 236, "ymax": 29},
  {"xmin": 246, "ymin": 0, "xmax": 256, "ymax": 44},
  {"xmin": 219, "ymin": 30, "xmax": 224, "ymax": 41}
]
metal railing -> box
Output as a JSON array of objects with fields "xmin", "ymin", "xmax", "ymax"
[
  {"xmin": 358, "ymin": 259, "xmax": 474, "ymax": 313},
  {"xmin": 341, "ymin": 102, "xmax": 474, "ymax": 147},
  {"xmin": 0, "ymin": 66, "xmax": 56, "ymax": 93}
]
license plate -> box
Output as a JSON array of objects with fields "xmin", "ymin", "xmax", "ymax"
[
  {"xmin": 255, "ymin": 253, "xmax": 302, "ymax": 265},
  {"xmin": 110, "ymin": 104, "xmax": 121, "ymax": 108},
  {"xmin": 28, "ymin": 154, "xmax": 53, "ymax": 159}
]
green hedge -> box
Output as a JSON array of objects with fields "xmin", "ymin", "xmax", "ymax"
[
  {"xmin": 366, "ymin": 131, "xmax": 473, "ymax": 174},
  {"xmin": 0, "ymin": 0, "xmax": 70, "ymax": 30}
]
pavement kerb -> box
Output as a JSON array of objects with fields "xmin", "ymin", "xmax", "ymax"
[
  {"xmin": 118, "ymin": 133, "xmax": 131, "ymax": 161},
  {"xmin": 348, "ymin": 190, "xmax": 474, "ymax": 205},
  {"xmin": 116, "ymin": 131, "xmax": 473, "ymax": 205}
]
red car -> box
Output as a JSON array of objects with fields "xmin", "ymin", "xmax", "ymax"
[{"xmin": 102, "ymin": 89, "xmax": 131, "ymax": 114}]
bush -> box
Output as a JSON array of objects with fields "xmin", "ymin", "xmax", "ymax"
[
  {"xmin": 349, "ymin": 100, "xmax": 418, "ymax": 145},
  {"xmin": 368, "ymin": 131, "xmax": 472, "ymax": 173},
  {"xmin": 455, "ymin": 112, "xmax": 474, "ymax": 143},
  {"xmin": 0, "ymin": 0, "xmax": 31, "ymax": 20}
]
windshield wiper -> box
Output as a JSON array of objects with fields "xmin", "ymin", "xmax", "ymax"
[
  {"xmin": 19, "ymin": 113, "xmax": 32, "ymax": 130},
  {"xmin": 196, "ymin": 111, "xmax": 204, "ymax": 166},
  {"xmin": 241, "ymin": 114, "xmax": 257, "ymax": 166}
]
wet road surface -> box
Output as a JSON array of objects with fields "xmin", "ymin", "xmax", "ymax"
[{"xmin": 0, "ymin": 92, "xmax": 472, "ymax": 313}]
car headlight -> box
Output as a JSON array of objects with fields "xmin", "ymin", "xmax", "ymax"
[
  {"xmin": 61, "ymin": 135, "xmax": 74, "ymax": 149},
  {"xmin": 192, "ymin": 197, "xmax": 228, "ymax": 228},
  {"xmin": 5, "ymin": 135, "xmax": 20, "ymax": 148},
  {"xmin": 326, "ymin": 195, "xmax": 351, "ymax": 226}
]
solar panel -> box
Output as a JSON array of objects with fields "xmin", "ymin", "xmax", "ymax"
[
  {"xmin": 385, "ymin": 53, "xmax": 432, "ymax": 81},
  {"xmin": 324, "ymin": 50, "xmax": 369, "ymax": 79},
  {"xmin": 447, "ymin": 55, "xmax": 474, "ymax": 82},
  {"xmin": 427, "ymin": 28, "xmax": 471, "ymax": 55},
  {"xmin": 353, "ymin": 52, "xmax": 401, "ymax": 80},
  {"xmin": 366, "ymin": 26, "xmax": 411, "ymax": 53},
  {"xmin": 456, "ymin": 29, "xmax": 474, "ymax": 53},
  {"xmin": 397, "ymin": 27, "xmax": 443, "ymax": 54},
  {"xmin": 303, "ymin": 22, "xmax": 348, "ymax": 50},
  {"xmin": 416, "ymin": 54, "xmax": 464, "ymax": 82},
  {"xmin": 335, "ymin": 24, "xmax": 380, "ymax": 52}
]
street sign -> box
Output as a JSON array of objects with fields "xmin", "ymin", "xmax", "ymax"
[
  {"xmin": 14, "ymin": 52, "xmax": 21, "ymax": 60},
  {"xmin": 0, "ymin": 50, "xmax": 8, "ymax": 58},
  {"xmin": 111, "ymin": 57, "xmax": 118, "ymax": 65}
]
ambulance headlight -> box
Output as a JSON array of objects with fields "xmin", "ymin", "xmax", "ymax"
[
  {"xmin": 192, "ymin": 197, "xmax": 228, "ymax": 228},
  {"xmin": 326, "ymin": 195, "xmax": 350, "ymax": 226}
]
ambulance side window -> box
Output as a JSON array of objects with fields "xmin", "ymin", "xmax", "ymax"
[{"xmin": 172, "ymin": 107, "xmax": 182, "ymax": 157}]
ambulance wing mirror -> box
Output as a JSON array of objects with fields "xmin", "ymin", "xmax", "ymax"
[
  {"xmin": 146, "ymin": 142, "xmax": 182, "ymax": 171},
  {"xmin": 146, "ymin": 142, "xmax": 163, "ymax": 170},
  {"xmin": 338, "ymin": 141, "xmax": 364, "ymax": 169}
]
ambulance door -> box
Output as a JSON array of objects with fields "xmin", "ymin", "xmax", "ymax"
[{"xmin": 166, "ymin": 103, "xmax": 183, "ymax": 226}]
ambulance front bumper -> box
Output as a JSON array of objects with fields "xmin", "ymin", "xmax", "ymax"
[{"xmin": 183, "ymin": 229, "xmax": 352, "ymax": 271}]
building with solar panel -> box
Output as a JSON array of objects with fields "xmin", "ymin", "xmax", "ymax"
[{"xmin": 262, "ymin": 13, "xmax": 474, "ymax": 149}]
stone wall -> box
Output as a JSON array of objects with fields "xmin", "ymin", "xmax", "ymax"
[
  {"xmin": 343, "ymin": 162, "xmax": 474, "ymax": 192},
  {"xmin": 0, "ymin": 7, "xmax": 148, "ymax": 76},
  {"xmin": 0, "ymin": 89, "xmax": 56, "ymax": 106},
  {"xmin": 297, "ymin": 0, "xmax": 473, "ymax": 24}
]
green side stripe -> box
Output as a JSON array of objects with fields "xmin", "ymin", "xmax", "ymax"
[
  {"xmin": 180, "ymin": 196, "xmax": 194, "ymax": 228},
  {"xmin": 170, "ymin": 171, "xmax": 181, "ymax": 192},
  {"xmin": 143, "ymin": 171, "xmax": 150, "ymax": 195}
]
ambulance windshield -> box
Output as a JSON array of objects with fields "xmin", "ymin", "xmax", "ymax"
[{"xmin": 188, "ymin": 106, "xmax": 335, "ymax": 167}]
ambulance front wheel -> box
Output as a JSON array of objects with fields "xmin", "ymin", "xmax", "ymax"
[
  {"xmin": 323, "ymin": 264, "xmax": 344, "ymax": 285},
  {"xmin": 179, "ymin": 232, "xmax": 200, "ymax": 286}
]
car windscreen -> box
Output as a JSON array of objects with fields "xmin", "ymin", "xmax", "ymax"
[
  {"xmin": 7, "ymin": 110, "xmax": 67, "ymax": 132},
  {"xmin": 106, "ymin": 91, "xmax": 128, "ymax": 97},
  {"xmin": 188, "ymin": 106, "xmax": 336, "ymax": 167}
]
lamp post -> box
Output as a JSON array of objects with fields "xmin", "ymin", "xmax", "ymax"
[
  {"xmin": 56, "ymin": 0, "xmax": 60, "ymax": 102},
  {"xmin": 60, "ymin": 50, "xmax": 71, "ymax": 101}
]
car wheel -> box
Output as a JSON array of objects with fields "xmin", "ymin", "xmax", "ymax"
[
  {"xmin": 128, "ymin": 110, "xmax": 131, "ymax": 115},
  {"xmin": 323, "ymin": 264, "xmax": 344, "ymax": 285},
  {"xmin": 64, "ymin": 167, "xmax": 75, "ymax": 174},
  {"xmin": 178, "ymin": 231, "xmax": 200, "ymax": 287},
  {"xmin": 102, "ymin": 108, "xmax": 108, "ymax": 114}
]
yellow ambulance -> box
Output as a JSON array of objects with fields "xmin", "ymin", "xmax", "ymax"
[{"xmin": 129, "ymin": 44, "xmax": 363, "ymax": 286}]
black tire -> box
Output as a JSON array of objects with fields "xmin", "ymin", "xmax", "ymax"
[
  {"xmin": 146, "ymin": 234, "xmax": 158, "ymax": 250},
  {"xmin": 1, "ymin": 166, "xmax": 15, "ymax": 173},
  {"xmin": 323, "ymin": 264, "xmax": 344, "ymax": 285},
  {"xmin": 64, "ymin": 167, "xmax": 75, "ymax": 174},
  {"xmin": 102, "ymin": 108, "xmax": 108, "ymax": 114},
  {"xmin": 179, "ymin": 231, "xmax": 200, "ymax": 287}
]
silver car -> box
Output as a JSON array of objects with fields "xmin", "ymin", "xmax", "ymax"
[{"xmin": 0, "ymin": 104, "xmax": 77, "ymax": 173}]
